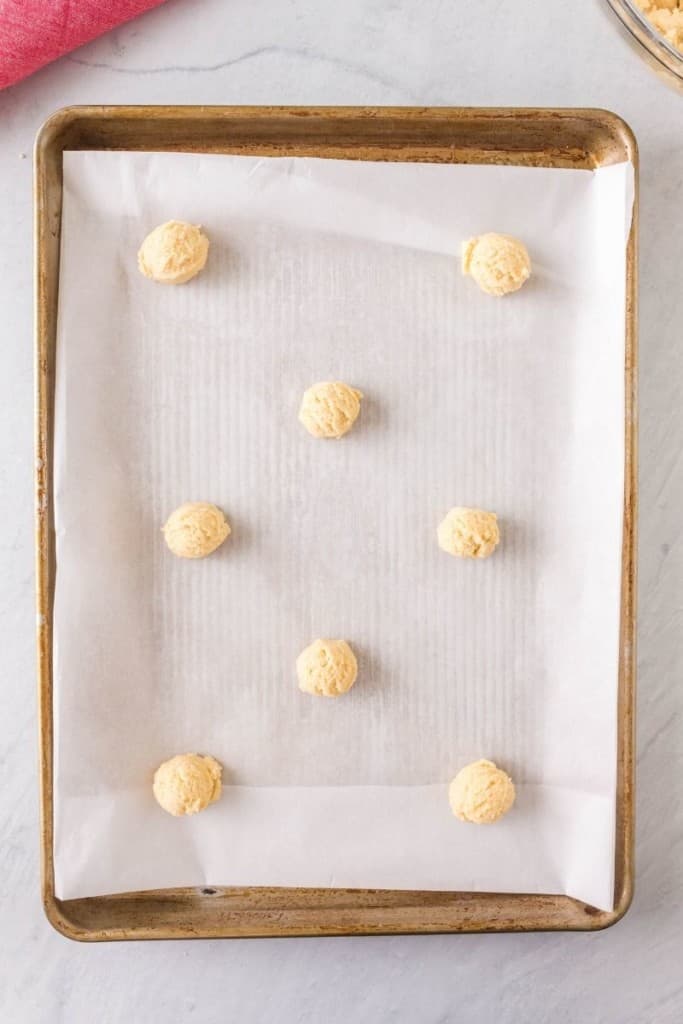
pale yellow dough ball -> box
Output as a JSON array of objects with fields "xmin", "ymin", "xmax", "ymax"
[
  {"xmin": 462, "ymin": 233, "xmax": 531, "ymax": 296},
  {"xmin": 437, "ymin": 506, "xmax": 500, "ymax": 559},
  {"xmin": 298, "ymin": 381, "xmax": 363, "ymax": 439},
  {"xmin": 296, "ymin": 638, "xmax": 358, "ymax": 697},
  {"xmin": 163, "ymin": 502, "xmax": 231, "ymax": 559},
  {"xmin": 138, "ymin": 220, "xmax": 209, "ymax": 284},
  {"xmin": 449, "ymin": 759, "xmax": 515, "ymax": 824},
  {"xmin": 153, "ymin": 753, "xmax": 223, "ymax": 816}
]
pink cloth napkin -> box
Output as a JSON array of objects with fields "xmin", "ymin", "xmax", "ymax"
[{"xmin": 0, "ymin": 0, "xmax": 166, "ymax": 89}]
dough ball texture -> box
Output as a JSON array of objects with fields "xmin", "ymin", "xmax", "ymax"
[
  {"xmin": 462, "ymin": 233, "xmax": 531, "ymax": 296},
  {"xmin": 163, "ymin": 502, "xmax": 231, "ymax": 559},
  {"xmin": 449, "ymin": 759, "xmax": 515, "ymax": 824},
  {"xmin": 437, "ymin": 506, "xmax": 500, "ymax": 559},
  {"xmin": 138, "ymin": 220, "xmax": 209, "ymax": 284},
  {"xmin": 297, "ymin": 638, "xmax": 358, "ymax": 697},
  {"xmin": 299, "ymin": 381, "xmax": 363, "ymax": 438},
  {"xmin": 153, "ymin": 753, "xmax": 223, "ymax": 816}
]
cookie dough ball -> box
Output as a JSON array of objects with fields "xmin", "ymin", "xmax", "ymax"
[
  {"xmin": 163, "ymin": 502, "xmax": 230, "ymax": 559},
  {"xmin": 153, "ymin": 753, "xmax": 223, "ymax": 816},
  {"xmin": 296, "ymin": 638, "xmax": 358, "ymax": 697},
  {"xmin": 437, "ymin": 506, "xmax": 499, "ymax": 559},
  {"xmin": 449, "ymin": 759, "xmax": 515, "ymax": 824},
  {"xmin": 138, "ymin": 220, "xmax": 209, "ymax": 284},
  {"xmin": 462, "ymin": 233, "xmax": 531, "ymax": 296},
  {"xmin": 299, "ymin": 381, "xmax": 363, "ymax": 439}
]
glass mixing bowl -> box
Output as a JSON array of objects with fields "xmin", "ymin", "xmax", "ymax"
[{"xmin": 607, "ymin": 0, "xmax": 683, "ymax": 86}]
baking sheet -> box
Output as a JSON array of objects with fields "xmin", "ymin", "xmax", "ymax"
[{"xmin": 53, "ymin": 150, "xmax": 633, "ymax": 911}]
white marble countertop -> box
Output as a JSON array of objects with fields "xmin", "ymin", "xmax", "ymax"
[{"xmin": 1, "ymin": 1, "xmax": 682, "ymax": 1020}]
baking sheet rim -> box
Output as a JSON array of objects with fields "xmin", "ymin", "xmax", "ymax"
[{"xmin": 34, "ymin": 105, "xmax": 637, "ymax": 939}]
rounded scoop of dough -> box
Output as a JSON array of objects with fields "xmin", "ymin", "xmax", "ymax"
[
  {"xmin": 297, "ymin": 638, "xmax": 358, "ymax": 697},
  {"xmin": 153, "ymin": 753, "xmax": 222, "ymax": 816},
  {"xmin": 138, "ymin": 220, "xmax": 209, "ymax": 284},
  {"xmin": 449, "ymin": 759, "xmax": 515, "ymax": 824},
  {"xmin": 437, "ymin": 506, "xmax": 499, "ymax": 559},
  {"xmin": 462, "ymin": 233, "xmax": 530, "ymax": 296},
  {"xmin": 298, "ymin": 381, "xmax": 363, "ymax": 439},
  {"xmin": 163, "ymin": 502, "xmax": 230, "ymax": 559}
]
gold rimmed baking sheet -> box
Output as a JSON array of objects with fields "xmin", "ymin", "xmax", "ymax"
[{"xmin": 35, "ymin": 106, "xmax": 637, "ymax": 939}]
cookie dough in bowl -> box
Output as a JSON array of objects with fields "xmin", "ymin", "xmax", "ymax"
[
  {"xmin": 163, "ymin": 502, "xmax": 231, "ymax": 559},
  {"xmin": 297, "ymin": 638, "xmax": 358, "ymax": 697},
  {"xmin": 634, "ymin": 1, "xmax": 683, "ymax": 54},
  {"xmin": 298, "ymin": 381, "xmax": 363, "ymax": 439},
  {"xmin": 153, "ymin": 753, "xmax": 223, "ymax": 816},
  {"xmin": 138, "ymin": 220, "xmax": 209, "ymax": 284},
  {"xmin": 462, "ymin": 232, "xmax": 531, "ymax": 296},
  {"xmin": 437, "ymin": 506, "xmax": 500, "ymax": 559},
  {"xmin": 449, "ymin": 759, "xmax": 515, "ymax": 824}
]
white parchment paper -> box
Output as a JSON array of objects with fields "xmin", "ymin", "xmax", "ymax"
[{"xmin": 53, "ymin": 151, "xmax": 633, "ymax": 910}]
